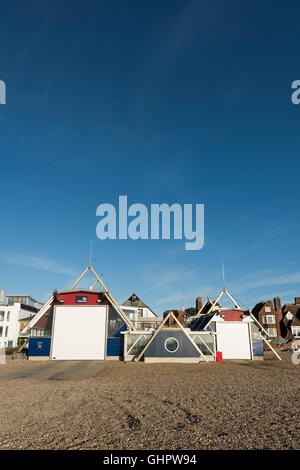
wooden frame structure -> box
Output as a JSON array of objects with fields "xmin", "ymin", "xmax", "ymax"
[
  {"xmin": 190, "ymin": 287, "xmax": 282, "ymax": 361},
  {"xmin": 22, "ymin": 264, "xmax": 135, "ymax": 335},
  {"xmin": 136, "ymin": 311, "xmax": 208, "ymax": 362},
  {"xmin": 196, "ymin": 288, "xmax": 241, "ymax": 317},
  {"xmin": 70, "ymin": 264, "xmax": 135, "ymax": 330}
]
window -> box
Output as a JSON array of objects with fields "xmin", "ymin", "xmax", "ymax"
[
  {"xmin": 266, "ymin": 328, "xmax": 277, "ymax": 337},
  {"xmin": 107, "ymin": 305, "xmax": 124, "ymax": 337},
  {"xmin": 121, "ymin": 308, "xmax": 136, "ymax": 320},
  {"xmin": 286, "ymin": 312, "xmax": 293, "ymax": 321},
  {"xmin": 164, "ymin": 337, "xmax": 179, "ymax": 353},
  {"xmin": 0, "ymin": 327, "xmax": 3, "ymax": 336},
  {"xmin": 262, "ymin": 315, "xmax": 276, "ymax": 324},
  {"xmin": 6, "ymin": 311, "xmax": 10, "ymax": 321},
  {"xmin": 31, "ymin": 329, "xmax": 45, "ymax": 337},
  {"xmin": 5, "ymin": 326, "xmax": 8, "ymax": 337},
  {"xmin": 0, "ymin": 311, "xmax": 5, "ymax": 321},
  {"xmin": 291, "ymin": 326, "xmax": 300, "ymax": 338},
  {"xmin": 265, "ymin": 306, "xmax": 271, "ymax": 312}
]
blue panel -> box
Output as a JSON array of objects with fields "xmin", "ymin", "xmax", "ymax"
[
  {"xmin": 144, "ymin": 330, "xmax": 199, "ymax": 358},
  {"xmin": 107, "ymin": 337, "xmax": 123, "ymax": 357},
  {"xmin": 252, "ymin": 339, "xmax": 264, "ymax": 356},
  {"xmin": 75, "ymin": 295, "xmax": 88, "ymax": 304},
  {"xmin": 28, "ymin": 337, "xmax": 51, "ymax": 357},
  {"xmin": 112, "ymin": 324, "xmax": 127, "ymax": 337}
]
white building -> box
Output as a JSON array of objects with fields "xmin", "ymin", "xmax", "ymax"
[
  {"xmin": 121, "ymin": 293, "xmax": 162, "ymax": 330},
  {"xmin": 0, "ymin": 291, "xmax": 43, "ymax": 347}
]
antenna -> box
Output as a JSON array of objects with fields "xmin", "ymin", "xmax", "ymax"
[
  {"xmin": 221, "ymin": 263, "xmax": 226, "ymax": 289},
  {"xmin": 89, "ymin": 241, "xmax": 93, "ymax": 266}
]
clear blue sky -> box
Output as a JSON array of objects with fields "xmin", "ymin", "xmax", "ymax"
[{"xmin": 1, "ymin": 0, "xmax": 300, "ymax": 314}]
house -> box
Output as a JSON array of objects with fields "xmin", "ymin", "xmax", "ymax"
[
  {"xmin": 281, "ymin": 297, "xmax": 300, "ymax": 342},
  {"xmin": 252, "ymin": 297, "xmax": 282, "ymax": 338},
  {"xmin": 22, "ymin": 265, "xmax": 134, "ymax": 361},
  {"xmin": 172, "ymin": 310, "xmax": 186, "ymax": 324},
  {"xmin": 0, "ymin": 290, "xmax": 42, "ymax": 347},
  {"xmin": 121, "ymin": 293, "xmax": 161, "ymax": 330},
  {"xmin": 162, "ymin": 310, "xmax": 186, "ymax": 324},
  {"xmin": 252, "ymin": 296, "xmax": 300, "ymax": 345}
]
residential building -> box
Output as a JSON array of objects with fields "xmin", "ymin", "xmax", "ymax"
[
  {"xmin": 252, "ymin": 297, "xmax": 282, "ymax": 338},
  {"xmin": 121, "ymin": 293, "xmax": 160, "ymax": 330},
  {"xmin": 281, "ymin": 297, "xmax": 300, "ymax": 342},
  {"xmin": 0, "ymin": 291, "xmax": 43, "ymax": 347}
]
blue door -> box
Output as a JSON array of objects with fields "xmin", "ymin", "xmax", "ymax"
[{"xmin": 106, "ymin": 325, "xmax": 126, "ymax": 357}]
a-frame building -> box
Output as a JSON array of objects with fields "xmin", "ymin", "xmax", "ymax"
[
  {"xmin": 23, "ymin": 265, "xmax": 134, "ymax": 360},
  {"xmin": 136, "ymin": 311, "xmax": 208, "ymax": 363}
]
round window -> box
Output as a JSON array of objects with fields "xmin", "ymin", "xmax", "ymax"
[{"xmin": 164, "ymin": 337, "xmax": 179, "ymax": 353}]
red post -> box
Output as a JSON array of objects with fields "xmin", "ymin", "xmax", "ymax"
[{"xmin": 216, "ymin": 351, "xmax": 223, "ymax": 363}]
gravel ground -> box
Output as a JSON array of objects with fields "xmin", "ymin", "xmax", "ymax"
[{"xmin": 0, "ymin": 354, "xmax": 299, "ymax": 450}]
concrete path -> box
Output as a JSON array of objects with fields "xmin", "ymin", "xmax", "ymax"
[{"xmin": 0, "ymin": 360, "xmax": 106, "ymax": 380}]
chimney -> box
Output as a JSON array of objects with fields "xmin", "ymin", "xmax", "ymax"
[
  {"xmin": 196, "ymin": 296, "xmax": 202, "ymax": 313},
  {"xmin": 0, "ymin": 288, "xmax": 5, "ymax": 304},
  {"xmin": 273, "ymin": 297, "xmax": 282, "ymax": 320},
  {"xmin": 294, "ymin": 297, "xmax": 300, "ymax": 305}
]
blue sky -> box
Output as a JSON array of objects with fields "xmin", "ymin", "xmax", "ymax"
[{"xmin": 0, "ymin": 0, "xmax": 300, "ymax": 314}]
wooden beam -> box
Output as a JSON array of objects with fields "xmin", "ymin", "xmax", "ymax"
[
  {"xmin": 89, "ymin": 265, "xmax": 135, "ymax": 330},
  {"xmin": 90, "ymin": 279, "xmax": 99, "ymax": 291},
  {"xmin": 70, "ymin": 265, "xmax": 90, "ymax": 290}
]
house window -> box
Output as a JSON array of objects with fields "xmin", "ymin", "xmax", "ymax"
[
  {"xmin": 262, "ymin": 315, "xmax": 276, "ymax": 324},
  {"xmin": 137, "ymin": 308, "xmax": 143, "ymax": 318},
  {"xmin": 291, "ymin": 326, "xmax": 300, "ymax": 338},
  {"xmin": 7, "ymin": 311, "xmax": 10, "ymax": 321},
  {"xmin": 0, "ymin": 311, "xmax": 4, "ymax": 321},
  {"xmin": 0, "ymin": 327, "xmax": 3, "ymax": 336},
  {"xmin": 286, "ymin": 312, "xmax": 293, "ymax": 321},
  {"xmin": 164, "ymin": 337, "xmax": 179, "ymax": 353},
  {"xmin": 5, "ymin": 326, "xmax": 8, "ymax": 337},
  {"xmin": 32, "ymin": 329, "xmax": 44, "ymax": 337},
  {"xmin": 265, "ymin": 306, "xmax": 271, "ymax": 312},
  {"xmin": 266, "ymin": 328, "xmax": 277, "ymax": 337}
]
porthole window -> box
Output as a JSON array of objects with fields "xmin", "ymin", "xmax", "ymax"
[{"xmin": 164, "ymin": 337, "xmax": 179, "ymax": 353}]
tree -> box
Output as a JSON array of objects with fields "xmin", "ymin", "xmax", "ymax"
[
  {"xmin": 184, "ymin": 307, "xmax": 196, "ymax": 317},
  {"xmin": 163, "ymin": 309, "xmax": 179, "ymax": 319}
]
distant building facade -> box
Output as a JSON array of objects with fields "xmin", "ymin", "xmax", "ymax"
[
  {"xmin": 281, "ymin": 297, "xmax": 300, "ymax": 342},
  {"xmin": 0, "ymin": 291, "xmax": 43, "ymax": 347},
  {"xmin": 121, "ymin": 293, "xmax": 160, "ymax": 330},
  {"xmin": 252, "ymin": 297, "xmax": 282, "ymax": 338}
]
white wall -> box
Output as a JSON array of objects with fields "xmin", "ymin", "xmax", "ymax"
[
  {"xmin": 0, "ymin": 303, "xmax": 20, "ymax": 347},
  {"xmin": 143, "ymin": 307, "xmax": 156, "ymax": 318},
  {"xmin": 216, "ymin": 322, "xmax": 251, "ymax": 359},
  {"xmin": 0, "ymin": 302, "xmax": 38, "ymax": 347},
  {"xmin": 51, "ymin": 305, "xmax": 107, "ymax": 360},
  {"xmin": 122, "ymin": 306, "xmax": 156, "ymax": 319}
]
